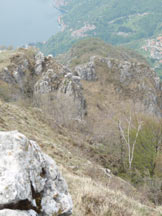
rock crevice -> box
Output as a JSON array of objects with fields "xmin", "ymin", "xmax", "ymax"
[{"xmin": 0, "ymin": 200, "xmax": 36, "ymax": 211}]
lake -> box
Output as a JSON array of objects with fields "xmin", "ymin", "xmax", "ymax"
[{"xmin": 0, "ymin": 0, "xmax": 60, "ymax": 47}]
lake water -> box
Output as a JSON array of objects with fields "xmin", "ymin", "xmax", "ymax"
[{"xmin": 0, "ymin": 0, "xmax": 60, "ymax": 47}]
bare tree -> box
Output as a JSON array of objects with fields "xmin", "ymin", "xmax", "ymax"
[{"xmin": 118, "ymin": 113, "xmax": 143, "ymax": 170}]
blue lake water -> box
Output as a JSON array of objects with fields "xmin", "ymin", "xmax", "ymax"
[{"xmin": 0, "ymin": 0, "xmax": 60, "ymax": 47}]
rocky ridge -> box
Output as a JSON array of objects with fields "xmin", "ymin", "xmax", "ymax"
[
  {"xmin": 34, "ymin": 62, "xmax": 86, "ymax": 121},
  {"xmin": 0, "ymin": 48, "xmax": 86, "ymax": 121},
  {"xmin": 58, "ymin": 40, "xmax": 162, "ymax": 117},
  {"xmin": 0, "ymin": 46, "xmax": 161, "ymax": 126},
  {"xmin": 88, "ymin": 56, "xmax": 162, "ymax": 116}
]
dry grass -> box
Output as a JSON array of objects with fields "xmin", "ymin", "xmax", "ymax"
[
  {"xmin": 0, "ymin": 50, "xmax": 15, "ymax": 71},
  {"xmin": 61, "ymin": 167, "xmax": 162, "ymax": 216},
  {"xmin": 0, "ymin": 47, "xmax": 161, "ymax": 215},
  {"xmin": 0, "ymin": 44, "xmax": 162, "ymax": 215},
  {"xmin": 0, "ymin": 47, "xmax": 36, "ymax": 72},
  {"xmin": 0, "ymin": 99, "xmax": 162, "ymax": 216}
]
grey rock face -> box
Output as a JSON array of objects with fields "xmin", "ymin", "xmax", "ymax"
[
  {"xmin": 1, "ymin": 58, "xmax": 30, "ymax": 87},
  {"xmin": 13, "ymin": 59, "xmax": 29, "ymax": 89},
  {"xmin": 0, "ymin": 52, "xmax": 38, "ymax": 100},
  {"xmin": 34, "ymin": 66, "xmax": 87, "ymax": 121},
  {"xmin": 75, "ymin": 56, "xmax": 161, "ymax": 116},
  {"xmin": 0, "ymin": 67, "xmax": 16, "ymax": 84},
  {"xmin": 35, "ymin": 52, "xmax": 45, "ymax": 75},
  {"xmin": 97, "ymin": 57, "xmax": 162, "ymax": 116},
  {"xmin": 75, "ymin": 57, "xmax": 97, "ymax": 81},
  {"xmin": 0, "ymin": 48, "xmax": 87, "ymax": 121},
  {"xmin": 58, "ymin": 75, "xmax": 87, "ymax": 120},
  {"xmin": 0, "ymin": 131, "xmax": 72, "ymax": 216}
]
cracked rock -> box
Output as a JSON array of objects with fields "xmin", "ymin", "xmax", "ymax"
[
  {"xmin": 75, "ymin": 58, "xmax": 97, "ymax": 81},
  {"xmin": 34, "ymin": 66, "xmax": 87, "ymax": 121},
  {"xmin": 0, "ymin": 210, "xmax": 37, "ymax": 216},
  {"xmin": 0, "ymin": 131, "xmax": 73, "ymax": 216}
]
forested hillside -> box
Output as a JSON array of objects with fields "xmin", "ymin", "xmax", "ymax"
[{"xmin": 38, "ymin": 0, "xmax": 162, "ymax": 77}]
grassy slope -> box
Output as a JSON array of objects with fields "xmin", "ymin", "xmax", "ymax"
[
  {"xmin": 56, "ymin": 38, "xmax": 148, "ymax": 67},
  {"xmin": 57, "ymin": 39, "xmax": 162, "ymax": 193},
  {"xmin": 0, "ymin": 99, "xmax": 162, "ymax": 216},
  {"xmin": 0, "ymin": 50, "xmax": 16, "ymax": 70},
  {"xmin": 0, "ymin": 48, "xmax": 162, "ymax": 215}
]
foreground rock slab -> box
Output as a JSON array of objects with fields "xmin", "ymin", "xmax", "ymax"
[
  {"xmin": 0, "ymin": 209, "xmax": 37, "ymax": 216},
  {"xmin": 0, "ymin": 131, "xmax": 72, "ymax": 216}
]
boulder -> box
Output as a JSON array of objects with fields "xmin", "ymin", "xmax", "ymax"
[{"xmin": 0, "ymin": 131, "xmax": 72, "ymax": 216}]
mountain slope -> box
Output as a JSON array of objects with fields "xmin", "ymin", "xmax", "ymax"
[
  {"xmin": 0, "ymin": 51, "xmax": 162, "ymax": 216},
  {"xmin": 0, "ymin": 44, "xmax": 162, "ymax": 214},
  {"xmin": 0, "ymin": 100, "xmax": 162, "ymax": 216}
]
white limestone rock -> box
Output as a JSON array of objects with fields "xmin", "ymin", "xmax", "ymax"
[
  {"xmin": 35, "ymin": 52, "xmax": 45, "ymax": 75},
  {"xmin": 0, "ymin": 131, "xmax": 72, "ymax": 216},
  {"xmin": 0, "ymin": 210, "xmax": 37, "ymax": 216},
  {"xmin": 75, "ymin": 58, "xmax": 97, "ymax": 81},
  {"xmin": 34, "ymin": 67, "xmax": 87, "ymax": 121}
]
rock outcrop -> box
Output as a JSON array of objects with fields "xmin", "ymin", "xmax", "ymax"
[
  {"xmin": 75, "ymin": 57, "xmax": 97, "ymax": 81},
  {"xmin": 0, "ymin": 49, "xmax": 87, "ymax": 122},
  {"xmin": 35, "ymin": 52, "xmax": 45, "ymax": 75},
  {"xmin": 0, "ymin": 131, "xmax": 72, "ymax": 216},
  {"xmin": 0, "ymin": 48, "xmax": 39, "ymax": 100},
  {"xmin": 74, "ymin": 56, "xmax": 162, "ymax": 116},
  {"xmin": 34, "ymin": 59, "xmax": 87, "ymax": 122},
  {"xmin": 0, "ymin": 46, "xmax": 161, "ymax": 121},
  {"xmin": 100, "ymin": 57, "xmax": 162, "ymax": 116}
]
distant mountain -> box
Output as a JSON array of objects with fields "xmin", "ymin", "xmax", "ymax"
[{"xmin": 37, "ymin": 0, "xmax": 162, "ymax": 77}]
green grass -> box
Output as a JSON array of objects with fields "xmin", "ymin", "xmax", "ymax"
[{"xmin": 56, "ymin": 38, "xmax": 147, "ymax": 68}]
